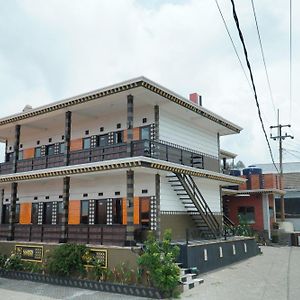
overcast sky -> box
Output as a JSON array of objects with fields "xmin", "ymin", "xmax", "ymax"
[{"xmin": 0, "ymin": 0, "xmax": 299, "ymax": 166}]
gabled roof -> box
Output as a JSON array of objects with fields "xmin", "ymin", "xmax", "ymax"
[{"xmin": 0, "ymin": 76, "xmax": 242, "ymax": 133}]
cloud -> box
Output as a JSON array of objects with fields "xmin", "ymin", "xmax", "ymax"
[{"xmin": 0, "ymin": 0, "xmax": 299, "ymax": 165}]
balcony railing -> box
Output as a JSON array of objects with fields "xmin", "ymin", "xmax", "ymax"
[
  {"xmin": 0, "ymin": 140, "xmax": 219, "ymax": 175},
  {"xmin": 2, "ymin": 224, "xmax": 126, "ymax": 246}
]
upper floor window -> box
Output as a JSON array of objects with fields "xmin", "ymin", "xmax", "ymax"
[
  {"xmin": 83, "ymin": 138, "xmax": 91, "ymax": 150},
  {"xmin": 18, "ymin": 151, "xmax": 24, "ymax": 161},
  {"xmin": 59, "ymin": 142, "xmax": 65, "ymax": 154},
  {"xmin": 57, "ymin": 201, "xmax": 63, "ymax": 224},
  {"xmin": 95, "ymin": 199, "xmax": 107, "ymax": 225},
  {"xmin": 80, "ymin": 200, "xmax": 89, "ymax": 224},
  {"xmin": 35, "ymin": 147, "xmax": 42, "ymax": 158},
  {"xmin": 46, "ymin": 144, "xmax": 55, "ymax": 156},
  {"xmin": 112, "ymin": 198, "xmax": 122, "ymax": 224},
  {"xmin": 114, "ymin": 131, "xmax": 123, "ymax": 144},
  {"xmin": 141, "ymin": 126, "xmax": 150, "ymax": 140},
  {"xmin": 6, "ymin": 152, "xmax": 13, "ymax": 163},
  {"xmin": 97, "ymin": 134, "xmax": 108, "ymax": 147}
]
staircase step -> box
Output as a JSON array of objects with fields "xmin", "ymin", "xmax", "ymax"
[{"xmin": 180, "ymin": 273, "xmax": 197, "ymax": 283}]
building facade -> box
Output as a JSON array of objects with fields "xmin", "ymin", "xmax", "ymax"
[{"xmin": 0, "ymin": 77, "xmax": 244, "ymax": 246}]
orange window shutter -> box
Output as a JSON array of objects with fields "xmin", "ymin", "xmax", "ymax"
[
  {"xmin": 133, "ymin": 197, "xmax": 140, "ymax": 225},
  {"xmin": 133, "ymin": 128, "xmax": 140, "ymax": 141},
  {"xmin": 122, "ymin": 198, "xmax": 127, "ymax": 225},
  {"xmin": 23, "ymin": 148, "xmax": 35, "ymax": 159},
  {"xmin": 123, "ymin": 130, "xmax": 128, "ymax": 142},
  {"xmin": 68, "ymin": 200, "xmax": 81, "ymax": 224},
  {"xmin": 70, "ymin": 139, "xmax": 83, "ymax": 152},
  {"xmin": 19, "ymin": 203, "xmax": 32, "ymax": 224}
]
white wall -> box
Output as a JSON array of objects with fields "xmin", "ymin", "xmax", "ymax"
[
  {"xmin": 192, "ymin": 177, "xmax": 221, "ymax": 213},
  {"xmin": 160, "ymin": 174, "xmax": 187, "ymax": 212},
  {"xmin": 159, "ymin": 108, "xmax": 218, "ymax": 157}
]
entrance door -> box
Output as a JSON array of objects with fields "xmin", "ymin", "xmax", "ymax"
[{"xmin": 95, "ymin": 200, "xmax": 107, "ymax": 224}]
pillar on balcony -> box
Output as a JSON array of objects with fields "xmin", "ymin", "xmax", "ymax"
[
  {"xmin": 7, "ymin": 182, "xmax": 17, "ymax": 240},
  {"xmin": 154, "ymin": 105, "xmax": 159, "ymax": 142},
  {"xmin": 151, "ymin": 174, "xmax": 161, "ymax": 240},
  {"xmin": 64, "ymin": 111, "xmax": 72, "ymax": 166},
  {"xmin": 125, "ymin": 170, "xmax": 135, "ymax": 246},
  {"xmin": 127, "ymin": 94, "xmax": 134, "ymax": 157},
  {"xmin": 12, "ymin": 124, "xmax": 21, "ymax": 173},
  {"xmin": 60, "ymin": 176, "xmax": 70, "ymax": 243},
  {"xmin": 0, "ymin": 189, "xmax": 4, "ymax": 225}
]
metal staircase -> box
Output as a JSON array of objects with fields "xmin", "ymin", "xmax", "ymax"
[{"xmin": 167, "ymin": 173, "xmax": 221, "ymax": 238}]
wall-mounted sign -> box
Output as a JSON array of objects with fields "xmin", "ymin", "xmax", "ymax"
[
  {"xmin": 84, "ymin": 249, "xmax": 107, "ymax": 269},
  {"xmin": 15, "ymin": 245, "xmax": 44, "ymax": 262}
]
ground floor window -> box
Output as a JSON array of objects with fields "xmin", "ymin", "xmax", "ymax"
[
  {"xmin": 57, "ymin": 202, "xmax": 63, "ymax": 224},
  {"xmin": 140, "ymin": 197, "xmax": 150, "ymax": 228},
  {"xmin": 95, "ymin": 199, "xmax": 107, "ymax": 224},
  {"xmin": 43, "ymin": 202, "xmax": 53, "ymax": 224},
  {"xmin": 2, "ymin": 204, "xmax": 10, "ymax": 224},
  {"xmin": 81, "ymin": 200, "xmax": 89, "ymax": 224},
  {"xmin": 15, "ymin": 204, "xmax": 20, "ymax": 223},
  {"xmin": 238, "ymin": 206, "xmax": 255, "ymax": 224},
  {"xmin": 112, "ymin": 198, "xmax": 122, "ymax": 224},
  {"xmin": 31, "ymin": 203, "xmax": 39, "ymax": 224}
]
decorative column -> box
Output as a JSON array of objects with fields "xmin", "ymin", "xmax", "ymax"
[
  {"xmin": 12, "ymin": 124, "xmax": 21, "ymax": 173},
  {"xmin": 125, "ymin": 170, "xmax": 135, "ymax": 246},
  {"xmin": 7, "ymin": 182, "xmax": 17, "ymax": 240},
  {"xmin": 154, "ymin": 105, "xmax": 159, "ymax": 141},
  {"xmin": 262, "ymin": 194, "xmax": 271, "ymax": 240},
  {"xmin": 152, "ymin": 174, "xmax": 161, "ymax": 240},
  {"xmin": 127, "ymin": 95, "xmax": 134, "ymax": 157},
  {"xmin": 60, "ymin": 176, "xmax": 70, "ymax": 243},
  {"xmin": 64, "ymin": 111, "xmax": 72, "ymax": 166}
]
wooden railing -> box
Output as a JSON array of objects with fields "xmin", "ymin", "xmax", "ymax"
[
  {"xmin": 0, "ymin": 140, "xmax": 219, "ymax": 175},
  {"xmin": 0, "ymin": 224, "xmax": 126, "ymax": 246}
]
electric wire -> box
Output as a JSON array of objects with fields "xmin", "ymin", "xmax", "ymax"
[
  {"xmin": 229, "ymin": 0, "xmax": 279, "ymax": 173},
  {"xmin": 289, "ymin": 0, "xmax": 293, "ymax": 123},
  {"xmin": 214, "ymin": 0, "xmax": 252, "ymax": 90},
  {"xmin": 250, "ymin": 0, "xmax": 276, "ymax": 117}
]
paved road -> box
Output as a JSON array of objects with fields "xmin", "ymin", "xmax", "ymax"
[{"xmin": 0, "ymin": 246, "xmax": 299, "ymax": 300}]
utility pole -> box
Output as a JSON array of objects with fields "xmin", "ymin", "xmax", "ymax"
[{"xmin": 270, "ymin": 109, "xmax": 294, "ymax": 221}]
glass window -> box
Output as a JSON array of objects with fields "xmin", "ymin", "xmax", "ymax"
[
  {"xmin": 97, "ymin": 134, "xmax": 108, "ymax": 147},
  {"xmin": 114, "ymin": 131, "xmax": 123, "ymax": 144},
  {"xmin": 59, "ymin": 143, "xmax": 65, "ymax": 154},
  {"xmin": 95, "ymin": 200, "xmax": 107, "ymax": 224},
  {"xmin": 57, "ymin": 202, "xmax": 63, "ymax": 224},
  {"xmin": 141, "ymin": 126, "xmax": 150, "ymax": 140},
  {"xmin": 46, "ymin": 144, "xmax": 55, "ymax": 156},
  {"xmin": 2, "ymin": 204, "xmax": 10, "ymax": 224},
  {"xmin": 113, "ymin": 198, "xmax": 122, "ymax": 224},
  {"xmin": 35, "ymin": 147, "xmax": 42, "ymax": 158},
  {"xmin": 15, "ymin": 204, "xmax": 20, "ymax": 223},
  {"xmin": 83, "ymin": 138, "xmax": 91, "ymax": 150},
  {"xmin": 18, "ymin": 151, "xmax": 24, "ymax": 161},
  {"xmin": 81, "ymin": 200, "xmax": 89, "ymax": 224},
  {"xmin": 238, "ymin": 206, "xmax": 255, "ymax": 224},
  {"xmin": 31, "ymin": 203, "xmax": 39, "ymax": 224},
  {"xmin": 6, "ymin": 152, "xmax": 13, "ymax": 162},
  {"xmin": 140, "ymin": 197, "xmax": 150, "ymax": 228},
  {"xmin": 43, "ymin": 202, "xmax": 53, "ymax": 224}
]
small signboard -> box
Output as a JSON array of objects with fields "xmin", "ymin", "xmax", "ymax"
[
  {"xmin": 85, "ymin": 249, "xmax": 108, "ymax": 269},
  {"xmin": 15, "ymin": 245, "xmax": 44, "ymax": 262}
]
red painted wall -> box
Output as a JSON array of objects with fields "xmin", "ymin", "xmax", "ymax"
[{"xmin": 226, "ymin": 194, "xmax": 264, "ymax": 232}]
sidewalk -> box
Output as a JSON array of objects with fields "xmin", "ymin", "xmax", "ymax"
[{"xmin": 184, "ymin": 246, "xmax": 300, "ymax": 300}]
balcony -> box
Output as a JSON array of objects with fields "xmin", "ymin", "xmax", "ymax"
[{"xmin": 0, "ymin": 140, "xmax": 220, "ymax": 175}]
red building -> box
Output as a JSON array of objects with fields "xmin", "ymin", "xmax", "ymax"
[{"xmin": 223, "ymin": 172, "xmax": 285, "ymax": 239}]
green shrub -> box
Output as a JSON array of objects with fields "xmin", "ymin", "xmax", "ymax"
[
  {"xmin": 0, "ymin": 254, "xmax": 7, "ymax": 268},
  {"xmin": 23, "ymin": 261, "xmax": 43, "ymax": 273},
  {"xmin": 4, "ymin": 253, "xmax": 24, "ymax": 271},
  {"xmin": 137, "ymin": 229, "xmax": 180, "ymax": 297},
  {"xmin": 46, "ymin": 244, "xmax": 87, "ymax": 277}
]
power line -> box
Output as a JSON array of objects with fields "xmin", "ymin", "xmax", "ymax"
[
  {"xmin": 214, "ymin": 0, "xmax": 252, "ymax": 90},
  {"xmin": 289, "ymin": 0, "xmax": 293, "ymax": 123},
  {"xmin": 229, "ymin": 0, "xmax": 279, "ymax": 174},
  {"xmin": 250, "ymin": 0, "xmax": 276, "ymax": 117}
]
